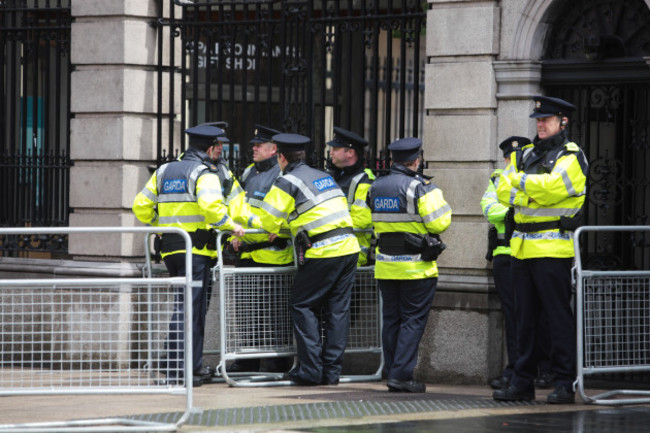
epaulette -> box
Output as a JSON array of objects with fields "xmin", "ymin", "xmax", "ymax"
[
  {"xmin": 565, "ymin": 142, "xmax": 580, "ymax": 152},
  {"xmin": 203, "ymin": 161, "xmax": 219, "ymax": 172}
]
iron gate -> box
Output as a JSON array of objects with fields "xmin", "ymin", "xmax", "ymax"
[
  {"xmin": 541, "ymin": 0, "xmax": 650, "ymax": 387},
  {"xmin": 541, "ymin": 0, "xmax": 650, "ymax": 272},
  {"xmin": 155, "ymin": 0, "xmax": 426, "ymax": 175},
  {"xmin": 0, "ymin": 0, "xmax": 72, "ymax": 257}
]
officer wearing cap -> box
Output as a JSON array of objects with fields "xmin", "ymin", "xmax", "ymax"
[
  {"xmin": 493, "ymin": 96, "xmax": 588, "ymax": 404},
  {"xmin": 132, "ymin": 124, "xmax": 247, "ymax": 387},
  {"xmin": 228, "ymin": 124, "xmax": 293, "ymax": 374},
  {"xmin": 256, "ymin": 133, "xmax": 360, "ymax": 386},
  {"xmin": 482, "ymin": 136, "xmax": 528, "ymax": 390},
  {"xmin": 326, "ymin": 126, "xmax": 375, "ymax": 267},
  {"xmin": 368, "ymin": 137, "xmax": 452, "ymax": 393}
]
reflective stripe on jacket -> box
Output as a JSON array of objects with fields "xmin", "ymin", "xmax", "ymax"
[
  {"xmin": 496, "ymin": 134, "xmax": 588, "ymax": 259},
  {"xmin": 239, "ymin": 158, "xmax": 293, "ymax": 265},
  {"xmin": 257, "ymin": 160, "xmax": 360, "ymax": 259},
  {"xmin": 132, "ymin": 147, "xmax": 236, "ymax": 258},
  {"xmin": 369, "ymin": 163, "xmax": 452, "ymax": 279},
  {"xmin": 481, "ymin": 169, "xmax": 511, "ymax": 257},
  {"xmin": 329, "ymin": 165, "xmax": 375, "ymax": 266}
]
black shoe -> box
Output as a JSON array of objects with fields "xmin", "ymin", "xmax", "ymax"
[
  {"xmin": 192, "ymin": 376, "xmax": 204, "ymax": 387},
  {"xmin": 320, "ymin": 377, "xmax": 340, "ymax": 385},
  {"xmin": 534, "ymin": 372, "xmax": 555, "ymax": 389},
  {"xmin": 282, "ymin": 373, "xmax": 319, "ymax": 386},
  {"xmin": 387, "ymin": 379, "xmax": 426, "ymax": 393},
  {"xmin": 493, "ymin": 384, "xmax": 535, "ymax": 402},
  {"xmin": 489, "ymin": 376, "xmax": 510, "ymax": 390},
  {"xmin": 547, "ymin": 386, "xmax": 575, "ymax": 404},
  {"xmin": 194, "ymin": 366, "xmax": 215, "ymax": 378}
]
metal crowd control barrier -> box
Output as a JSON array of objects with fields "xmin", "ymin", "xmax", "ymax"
[
  {"xmin": 212, "ymin": 229, "xmax": 383, "ymax": 387},
  {"xmin": 574, "ymin": 225, "xmax": 650, "ymax": 405},
  {"xmin": 0, "ymin": 227, "xmax": 195, "ymax": 433}
]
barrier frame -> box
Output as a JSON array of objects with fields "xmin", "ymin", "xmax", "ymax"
[
  {"xmin": 574, "ymin": 225, "xmax": 650, "ymax": 405},
  {"xmin": 212, "ymin": 229, "xmax": 383, "ymax": 387},
  {"xmin": 0, "ymin": 226, "xmax": 195, "ymax": 432}
]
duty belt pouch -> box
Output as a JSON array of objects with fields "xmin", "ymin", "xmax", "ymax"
[
  {"xmin": 421, "ymin": 234, "xmax": 446, "ymax": 261},
  {"xmin": 295, "ymin": 230, "xmax": 312, "ymax": 266},
  {"xmin": 559, "ymin": 210, "xmax": 584, "ymax": 233},
  {"xmin": 486, "ymin": 226, "xmax": 497, "ymax": 262},
  {"xmin": 192, "ymin": 229, "xmax": 211, "ymax": 249},
  {"xmin": 160, "ymin": 233, "xmax": 185, "ymax": 254},
  {"xmin": 153, "ymin": 234, "xmax": 162, "ymax": 263}
]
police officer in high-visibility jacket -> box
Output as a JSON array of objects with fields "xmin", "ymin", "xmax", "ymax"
[
  {"xmin": 229, "ymin": 124, "xmax": 293, "ymax": 373},
  {"xmin": 368, "ymin": 137, "xmax": 452, "ymax": 393},
  {"xmin": 481, "ymin": 136, "xmax": 528, "ymax": 390},
  {"xmin": 326, "ymin": 126, "xmax": 375, "ymax": 267},
  {"xmin": 231, "ymin": 125, "xmax": 293, "ymax": 268},
  {"xmin": 493, "ymin": 96, "xmax": 588, "ymax": 405},
  {"xmin": 132, "ymin": 124, "xmax": 248, "ymax": 386},
  {"xmin": 256, "ymin": 133, "xmax": 360, "ymax": 386}
]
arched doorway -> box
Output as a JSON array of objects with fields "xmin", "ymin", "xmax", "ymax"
[{"xmin": 541, "ymin": 0, "xmax": 650, "ymax": 271}]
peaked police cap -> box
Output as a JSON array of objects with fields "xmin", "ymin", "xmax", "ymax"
[
  {"xmin": 499, "ymin": 136, "xmax": 530, "ymax": 158},
  {"xmin": 327, "ymin": 126, "xmax": 368, "ymax": 151},
  {"xmin": 250, "ymin": 124, "xmax": 282, "ymax": 144},
  {"xmin": 273, "ymin": 133, "xmax": 310, "ymax": 152},
  {"xmin": 388, "ymin": 137, "xmax": 422, "ymax": 162},
  {"xmin": 530, "ymin": 95, "xmax": 576, "ymax": 118},
  {"xmin": 185, "ymin": 125, "xmax": 226, "ymax": 151}
]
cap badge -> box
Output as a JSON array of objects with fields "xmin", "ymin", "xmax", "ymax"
[
  {"xmin": 535, "ymin": 100, "xmax": 541, "ymax": 109},
  {"xmin": 512, "ymin": 141, "xmax": 518, "ymax": 148}
]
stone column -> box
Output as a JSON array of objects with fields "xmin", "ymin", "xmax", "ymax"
[
  {"xmin": 67, "ymin": 1, "xmax": 175, "ymax": 261},
  {"xmin": 419, "ymin": 0, "xmax": 502, "ymax": 383}
]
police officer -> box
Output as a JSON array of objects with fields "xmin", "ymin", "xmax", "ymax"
[
  {"xmin": 493, "ymin": 96, "xmax": 588, "ymax": 404},
  {"xmin": 229, "ymin": 125, "xmax": 294, "ymax": 373},
  {"xmin": 326, "ymin": 126, "xmax": 375, "ymax": 267},
  {"xmin": 368, "ymin": 137, "xmax": 452, "ymax": 393},
  {"xmin": 482, "ymin": 136, "xmax": 527, "ymax": 389},
  {"xmin": 256, "ymin": 133, "xmax": 360, "ymax": 386},
  {"xmin": 132, "ymin": 124, "xmax": 247, "ymax": 386}
]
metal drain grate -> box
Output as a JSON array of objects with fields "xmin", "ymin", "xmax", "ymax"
[{"xmin": 127, "ymin": 398, "xmax": 541, "ymax": 427}]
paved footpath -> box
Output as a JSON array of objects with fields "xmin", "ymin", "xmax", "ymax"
[{"xmin": 4, "ymin": 379, "xmax": 647, "ymax": 432}]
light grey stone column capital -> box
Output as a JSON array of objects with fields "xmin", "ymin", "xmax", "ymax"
[{"xmin": 493, "ymin": 60, "xmax": 542, "ymax": 100}]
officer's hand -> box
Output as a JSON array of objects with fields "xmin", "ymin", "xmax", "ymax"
[
  {"xmin": 231, "ymin": 223, "xmax": 246, "ymax": 238},
  {"xmin": 230, "ymin": 238, "xmax": 242, "ymax": 252},
  {"xmin": 268, "ymin": 233, "xmax": 278, "ymax": 242}
]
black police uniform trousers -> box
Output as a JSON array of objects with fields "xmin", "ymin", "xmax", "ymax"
[
  {"xmin": 492, "ymin": 255, "xmax": 553, "ymax": 381},
  {"xmin": 510, "ymin": 257, "xmax": 576, "ymax": 391},
  {"xmin": 492, "ymin": 254, "xmax": 517, "ymax": 379},
  {"xmin": 379, "ymin": 277, "xmax": 437, "ymax": 382},
  {"xmin": 163, "ymin": 253, "xmax": 212, "ymax": 379},
  {"xmin": 289, "ymin": 252, "xmax": 359, "ymax": 384}
]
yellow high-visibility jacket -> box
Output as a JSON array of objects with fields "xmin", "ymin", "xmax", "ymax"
[
  {"xmin": 368, "ymin": 163, "xmax": 452, "ymax": 279},
  {"xmin": 496, "ymin": 132, "xmax": 588, "ymax": 259},
  {"xmin": 132, "ymin": 147, "xmax": 256, "ymax": 258},
  {"xmin": 256, "ymin": 161, "xmax": 360, "ymax": 259},
  {"xmin": 329, "ymin": 165, "xmax": 375, "ymax": 266},
  {"xmin": 481, "ymin": 169, "xmax": 512, "ymax": 257},
  {"xmin": 237, "ymin": 158, "xmax": 293, "ymax": 265}
]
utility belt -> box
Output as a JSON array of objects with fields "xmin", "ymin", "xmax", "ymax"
[
  {"xmin": 486, "ymin": 227, "xmax": 509, "ymax": 261},
  {"xmin": 377, "ymin": 232, "xmax": 446, "ymax": 261},
  {"xmin": 159, "ymin": 229, "xmax": 216, "ymax": 254},
  {"xmin": 514, "ymin": 213, "xmax": 583, "ymax": 233},
  {"xmin": 294, "ymin": 227, "xmax": 354, "ymax": 266},
  {"xmin": 237, "ymin": 237, "xmax": 289, "ymax": 253}
]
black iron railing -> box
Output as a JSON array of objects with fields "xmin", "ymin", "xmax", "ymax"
[
  {"xmin": 0, "ymin": 0, "xmax": 72, "ymax": 256},
  {"xmin": 156, "ymin": 0, "xmax": 426, "ymax": 177}
]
